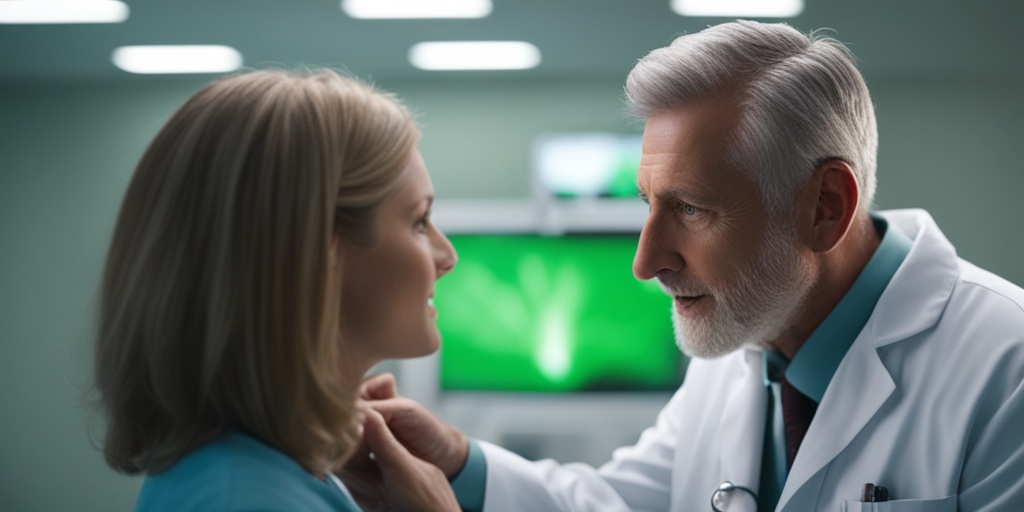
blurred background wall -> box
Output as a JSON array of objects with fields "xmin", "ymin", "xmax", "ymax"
[{"xmin": 2, "ymin": 1, "xmax": 1022, "ymax": 510}]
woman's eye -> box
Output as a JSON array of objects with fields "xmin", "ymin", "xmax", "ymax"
[{"xmin": 415, "ymin": 213, "xmax": 430, "ymax": 232}]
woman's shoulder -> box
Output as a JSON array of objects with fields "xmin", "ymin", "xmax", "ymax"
[{"xmin": 134, "ymin": 433, "xmax": 358, "ymax": 512}]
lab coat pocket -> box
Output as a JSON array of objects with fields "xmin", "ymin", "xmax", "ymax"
[{"xmin": 841, "ymin": 495, "xmax": 956, "ymax": 512}]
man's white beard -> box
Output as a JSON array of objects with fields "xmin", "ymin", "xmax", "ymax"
[{"xmin": 671, "ymin": 220, "xmax": 814, "ymax": 359}]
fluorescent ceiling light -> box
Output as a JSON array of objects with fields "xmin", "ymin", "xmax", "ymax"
[
  {"xmin": 410, "ymin": 41, "xmax": 541, "ymax": 71},
  {"xmin": 342, "ymin": 0, "xmax": 491, "ymax": 19},
  {"xmin": 112, "ymin": 45, "xmax": 244, "ymax": 74},
  {"xmin": 671, "ymin": 0, "xmax": 804, "ymax": 18},
  {"xmin": 0, "ymin": 0, "xmax": 128, "ymax": 24}
]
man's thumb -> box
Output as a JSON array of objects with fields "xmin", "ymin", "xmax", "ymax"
[{"xmin": 362, "ymin": 409, "xmax": 412, "ymax": 471}]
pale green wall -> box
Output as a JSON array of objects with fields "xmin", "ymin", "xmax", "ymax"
[
  {"xmin": 0, "ymin": 80, "xmax": 200, "ymax": 511},
  {"xmin": 388, "ymin": 77, "xmax": 640, "ymax": 199},
  {"xmin": 1, "ymin": 74, "xmax": 1021, "ymax": 511},
  {"xmin": 870, "ymin": 77, "xmax": 1024, "ymax": 277}
]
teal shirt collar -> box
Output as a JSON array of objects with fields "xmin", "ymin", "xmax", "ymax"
[{"xmin": 782, "ymin": 213, "xmax": 912, "ymax": 402}]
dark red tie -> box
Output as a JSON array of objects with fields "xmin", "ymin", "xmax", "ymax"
[{"xmin": 780, "ymin": 376, "xmax": 817, "ymax": 470}]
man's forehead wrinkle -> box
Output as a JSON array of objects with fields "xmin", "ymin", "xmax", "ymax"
[{"xmin": 639, "ymin": 157, "xmax": 719, "ymax": 206}]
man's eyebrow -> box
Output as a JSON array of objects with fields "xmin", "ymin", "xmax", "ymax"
[{"xmin": 652, "ymin": 185, "xmax": 718, "ymax": 207}]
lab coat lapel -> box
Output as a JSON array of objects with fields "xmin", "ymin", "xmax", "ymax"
[
  {"xmin": 777, "ymin": 209, "xmax": 957, "ymax": 510},
  {"xmin": 776, "ymin": 340, "xmax": 895, "ymax": 509},
  {"xmin": 715, "ymin": 347, "xmax": 767, "ymax": 512}
]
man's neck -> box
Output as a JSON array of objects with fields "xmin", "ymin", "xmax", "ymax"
[{"xmin": 769, "ymin": 214, "xmax": 881, "ymax": 360}]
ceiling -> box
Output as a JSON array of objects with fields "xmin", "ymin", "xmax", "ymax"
[{"xmin": 2, "ymin": 0, "xmax": 1022, "ymax": 83}]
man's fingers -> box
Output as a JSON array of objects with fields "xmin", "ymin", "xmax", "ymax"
[
  {"xmin": 352, "ymin": 408, "xmax": 462, "ymax": 512},
  {"xmin": 361, "ymin": 396, "xmax": 468, "ymax": 478},
  {"xmin": 360, "ymin": 372, "xmax": 399, "ymax": 400},
  {"xmin": 361, "ymin": 409, "xmax": 413, "ymax": 471},
  {"xmin": 340, "ymin": 402, "xmax": 374, "ymax": 471},
  {"xmin": 364, "ymin": 396, "xmax": 418, "ymax": 422},
  {"xmin": 341, "ymin": 442, "xmax": 376, "ymax": 472}
]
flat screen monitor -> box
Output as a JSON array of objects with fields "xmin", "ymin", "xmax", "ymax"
[
  {"xmin": 533, "ymin": 133, "xmax": 642, "ymax": 199},
  {"xmin": 434, "ymin": 233, "xmax": 683, "ymax": 393}
]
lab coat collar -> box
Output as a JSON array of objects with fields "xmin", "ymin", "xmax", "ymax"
[
  {"xmin": 718, "ymin": 347, "xmax": 768, "ymax": 512},
  {"xmin": 867, "ymin": 210, "xmax": 959, "ymax": 348},
  {"xmin": 776, "ymin": 209, "xmax": 960, "ymax": 510},
  {"xmin": 786, "ymin": 213, "xmax": 912, "ymax": 403}
]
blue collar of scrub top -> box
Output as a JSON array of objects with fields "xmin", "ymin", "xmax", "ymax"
[{"xmin": 782, "ymin": 212, "xmax": 913, "ymax": 402}]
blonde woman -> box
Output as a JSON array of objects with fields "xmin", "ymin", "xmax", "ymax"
[{"xmin": 94, "ymin": 69, "xmax": 460, "ymax": 511}]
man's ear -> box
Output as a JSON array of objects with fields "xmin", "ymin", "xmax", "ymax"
[{"xmin": 804, "ymin": 159, "xmax": 860, "ymax": 253}]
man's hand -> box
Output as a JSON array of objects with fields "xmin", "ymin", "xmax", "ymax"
[
  {"xmin": 339, "ymin": 409, "xmax": 460, "ymax": 512},
  {"xmin": 358, "ymin": 372, "xmax": 470, "ymax": 478}
]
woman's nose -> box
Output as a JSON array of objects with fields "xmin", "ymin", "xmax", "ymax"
[{"xmin": 433, "ymin": 228, "xmax": 458, "ymax": 278}]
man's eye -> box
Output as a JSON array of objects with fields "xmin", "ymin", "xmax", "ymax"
[{"xmin": 682, "ymin": 204, "xmax": 697, "ymax": 216}]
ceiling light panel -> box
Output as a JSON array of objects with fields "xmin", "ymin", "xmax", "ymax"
[
  {"xmin": 0, "ymin": 0, "xmax": 128, "ymax": 24},
  {"xmin": 112, "ymin": 45, "xmax": 244, "ymax": 74},
  {"xmin": 342, "ymin": 0, "xmax": 492, "ymax": 19},
  {"xmin": 410, "ymin": 41, "xmax": 541, "ymax": 71},
  {"xmin": 671, "ymin": 0, "xmax": 804, "ymax": 18}
]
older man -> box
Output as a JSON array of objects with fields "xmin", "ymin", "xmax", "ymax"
[{"xmin": 344, "ymin": 20, "xmax": 1024, "ymax": 511}]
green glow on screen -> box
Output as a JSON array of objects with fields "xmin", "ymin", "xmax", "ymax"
[{"xmin": 436, "ymin": 234, "xmax": 683, "ymax": 392}]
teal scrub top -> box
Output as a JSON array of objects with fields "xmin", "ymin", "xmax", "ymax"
[{"xmin": 134, "ymin": 432, "xmax": 360, "ymax": 512}]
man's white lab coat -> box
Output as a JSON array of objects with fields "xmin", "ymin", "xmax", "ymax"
[{"xmin": 477, "ymin": 209, "xmax": 1024, "ymax": 511}]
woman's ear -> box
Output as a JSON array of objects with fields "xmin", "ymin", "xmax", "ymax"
[{"xmin": 804, "ymin": 159, "xmax": 860, "ymax": 253}]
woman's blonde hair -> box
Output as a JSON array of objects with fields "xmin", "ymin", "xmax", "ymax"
[{"xmin": 94, "ymin": 69, "xmax": 419, "ymax": 476}]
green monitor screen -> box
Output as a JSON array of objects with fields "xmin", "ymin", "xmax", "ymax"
[{"xmin": 435, "ymin": 233, "xmax": 683, "ymax": 393}]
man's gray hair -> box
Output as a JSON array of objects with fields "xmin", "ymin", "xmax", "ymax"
[{"xmin": 626, "ymin": 20, "xmax": 877, "ymax": 215}]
